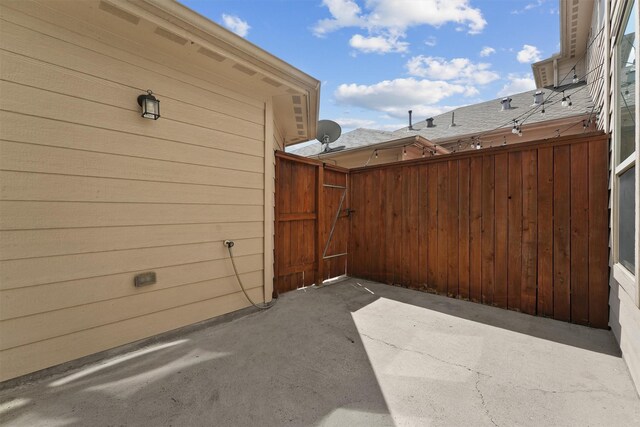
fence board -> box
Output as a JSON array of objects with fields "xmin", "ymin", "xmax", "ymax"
[
  {"xmin": 570, "ymin": 143, "xmax": 590, "ymax": 325},
  {"xmin": 458, "ymin": 159, "xmax": 470, "ymax": 300},
  {"xmin": 521, "ymin": 149, "xmax": 538, "ymax": 315},
  {"xmin": 481, "ymin": 156, "xmax": 495, "ymax": 305},
  {"xmin": 553, "ymin": 145, "xmax": 571, "ymax": 321},
  {"xmin": 588, "ymin": 140, "xmax": 610, "ymax": 328},
  {"xmin": 507, "ymin": 152, "xmax": 523, "ymax": 310},
  {"xmin": 426, "ymin": 165, "xmax": 439, "ymax": 291},
  {"xmin": 418, "ymin": 167, "xmax": 429, "ymax": 288},
  {"xmin": 469, "ymin": 157, "xmax": 483, "ymax": 303},
  {"xmin": 494, "ymin": 153, "xmax": 508, "ymax": 308},
  {"xmin": 447, "ymin": 161, "xmax": 460, "ymax": 297},
  {"xmin": 437, "ymin": 162, "xmax": 449, "ymax": 294},
  {"xmin": 537, "ymin": 147, "xmax": 554, "ymax": 317}
]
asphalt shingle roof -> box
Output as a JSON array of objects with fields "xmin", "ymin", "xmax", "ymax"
[
  {"xmin": 289, "ymin": 84, "xmax": 594, "ymax": 157},
  {"xmin": 393, "ymin": 83, "xmax": 594, "ymax": 142},
  {"xmin": 289, "ymin": 128, "xmax": 394, "ymax": 157}
]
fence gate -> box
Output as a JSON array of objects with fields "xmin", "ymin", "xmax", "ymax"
[{"xmin": 274, "ymin": 152, "xmax": 349, "ymax": 295}]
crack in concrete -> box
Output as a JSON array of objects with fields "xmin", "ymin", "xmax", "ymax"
[
  {"xmin": 475, "ymin": 372, "xmax": 498, "ymax": 427},
  {"xmin": 360, "ymin": 332, "xmax": 488, "ymax": 377},
  {"xmin": 515, "ymin": 385, "xmax": 616, "ymax": 396},
  {"xmin": 362, "ymin": 332, "xmax": 505, "ymax": 425},
  {"xmin": 359, "ymin": 332, "xmax": 625, "ymax": 425}
]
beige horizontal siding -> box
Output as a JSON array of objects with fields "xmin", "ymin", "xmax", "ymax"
[
  {"xmin": 0, "ymin": 2, "xmax": 264, "ymax": 109},
  {"xmin": 1, "ymin": 111, "xmax": 263, "ymax": 173},
  {"xmin": 1, "ymin": 51, "xmax": 265, "ymax": 139},
  {"xmin": 0, "ymin": 0, "xmax": 271, "ymax": 381},
  {"xmin": 1, "ymin": 238, "xmax": 263, "ymax": 290},
  {"xmin": 0, "ymin": 202, "xmax": 264, "ymax": 230},
  {"xmin": 1, "ymin": 222, "xmax": 263, "ymax": 260},
  {"xmin": 0, "ymin": 286, "xmax": 264, "ymax": 381},
  {"xmin": 0, "ymin": 82, "xmax": 264, "ymax": 156},
  {"xmin": 0, "ymin": 272, "xmax": 263, "ymax": 350},
  {"xmin": 0, "ymin": 141, "xmax": 263, "ymax": 188},
  {"xmin": 1, "ymin": 254, "xmax": 263, "ymax": 320},
  {"xmin": 0, "ymin": 171, "xmax": 264, "ymax": 204}
]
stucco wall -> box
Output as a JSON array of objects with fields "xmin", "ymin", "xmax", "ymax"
[{"xmin": 0, "ymin": 1, "xmax": 269, "ymax": 381}]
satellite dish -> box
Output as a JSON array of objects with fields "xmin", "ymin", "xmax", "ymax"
[
  {"xmin": 316, "ymin": 120, "xmax": 342, "ymax": 153},
  {"xmin": 316, "ymin": 120, "xmax": 342, "ymax": 143}
]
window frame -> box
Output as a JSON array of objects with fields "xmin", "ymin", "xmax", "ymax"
[{"xmin": 612, "ymin": 0, "xmax": 639, "ymax": 307}]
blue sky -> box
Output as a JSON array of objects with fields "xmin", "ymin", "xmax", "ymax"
[{"xmin": 181, "ymin": 0, "xmax": 560, "ymax": 133}]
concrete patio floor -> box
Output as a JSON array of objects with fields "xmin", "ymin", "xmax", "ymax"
[{"xmin": 1, "ymin": 278, "xmax": 639, "ymax": 426}]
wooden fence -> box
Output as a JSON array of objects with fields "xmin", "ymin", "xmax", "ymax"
[
  {"xmin": 274, "ymin": 152, "xmax": 349, "ymax": 295},
  {"xmin": 348, "ymin": 132, "xmax": 610, "ymax": 328}
]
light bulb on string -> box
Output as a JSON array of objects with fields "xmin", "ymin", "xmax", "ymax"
[
  {"xmin": 561, "ymin": 91, "xmax": 568, "ymax": 107},
  {"xmin": 572, "ymin": 68, "xmax": 579, "ymax": 84}
]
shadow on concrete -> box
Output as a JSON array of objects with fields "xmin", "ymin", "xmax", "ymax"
[
  {"xmin": 0, "ymin": 284, "xmax": 395, "ymax": 427},
  {"xmin": 346, "ymin": 277, "xmax": 621, "ymax": 358}
]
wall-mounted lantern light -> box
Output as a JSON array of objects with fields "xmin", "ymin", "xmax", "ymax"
[{"xmin": 137, "ymin": 90, "xmax": 160, "ymax": 120}]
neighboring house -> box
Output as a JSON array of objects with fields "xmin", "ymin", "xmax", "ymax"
[
  {"xmin": 290, "ymin": 85, "xmax": 596, "ymax": 169},
  {"xmin": 0, "ymin": 0, "xmax": 319, "ymax": 382},
  {"xmin": 538, "ymin": 0, "xmax": 639, "ymax": 393}
]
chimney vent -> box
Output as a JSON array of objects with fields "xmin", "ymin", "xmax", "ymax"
[
  {"xmin": 501, "ymin": 97, "xmax": 512, "ymax": 110},
  {"xmin": 533, "ymin": 90, "xmax": 544, "ymax": 105},
  {"xmin": 408, "ymin": 110, "xmax": 414, "ymax": 130},
  {"xmin": 426, "ymin": 117, "xmax": 434, "ymax": 128}
]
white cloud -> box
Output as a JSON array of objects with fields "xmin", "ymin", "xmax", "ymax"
[
  {"xmin": 496, "ymin": 73, "xmax": 536, "ymax": 97},
  {"xmin": 479, "ymin": 46, "xmax": 496, "ymax": 57},
  {"xmin": 406, "ymin": 56, "xmax": 499, "ymax": 85},
  {"xmin": 313, "ymin": 0, "xmax": 487, "ymax": 35},
  {"xmin": 349, "ymin": 33, "xmax": 409, "ymax": 53},
  {"xmin": 221, "ymin": 14, "xmax": 250, "ymax": 37},
  {"xmin": 335, "ymin": 117, "xmax": 377, "ymax": 130},
  {"xmin": 424, "ymin": 36, "xmax": 437, "ymax": 47},
  {"xmin": 334, "ymin": 78, "xmax": 472, "ymax": 119},
  {"xmin": 511, "ymin": 0, "xmax": 545, "ymax": 14},
  {"xmin": 313, "ymin": 0, "xmax": 487, "ymax": 52},
  {"xmin": 313, "ymin": 0, "xmax": 364, "ymax": 37},
  {"xmin": 517, "ymin": 44, "xmax": 542, "ymax": 63}
]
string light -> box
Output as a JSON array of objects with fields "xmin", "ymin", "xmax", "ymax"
[
  {"xmin": 422, "ymin": 147, "xmax": 426, "ymax": 157},
  {"xmin": 359, "ymin": 41, "xmax": 602, "ymax": 163},
  {"xmin": 503, "ymin": 136, "xmax": 507, "ymax": 146},
  {"xmin": 402, "ymin": 146, "xmax": 407, "ymax": 156}
]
